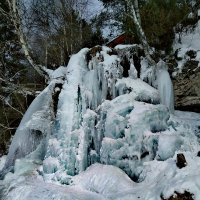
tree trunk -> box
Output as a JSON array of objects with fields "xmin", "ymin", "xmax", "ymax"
[
  {"xmin": 6, "ymin": 0, "xmax": 50, "ymax": 80},
  {"xmin": 45, "ymin": 40, "xmax": 48, "ymax": 67},
  {"xmin": 133, "ymin": 0, "xmax": 141, "ymax": 24},
  {"xmin": 125, "ymin": 0, "xmax": 155, "ymax": 66}
]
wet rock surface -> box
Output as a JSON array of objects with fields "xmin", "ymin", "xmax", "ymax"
[
  {"xmin": 176, "ymin": 153, "xmax": 187, "ymax": 169},
  {"xmin": 173, "ymin": 65, "xmax": 200, "ymax": 113}
]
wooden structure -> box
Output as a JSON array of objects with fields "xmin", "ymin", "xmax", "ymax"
[
  {"xmin": 106, "ymin": 33, "xmax": 134, "ymax": 48},
  {"xmin": 106, "ymin": 33, "xmax": 126, "ymax": 48}
]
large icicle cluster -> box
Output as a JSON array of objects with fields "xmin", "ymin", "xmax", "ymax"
[
  {"xmin": 0, "ymin": 79, "xmax": 64, "ymax": 180},
  {"xmin": 43, "ymin": 45, "xmax": 162, "ymax": 181},
  {"xmin": 1, "ymin": 45, "xmax": 200, "ymax": 200}
]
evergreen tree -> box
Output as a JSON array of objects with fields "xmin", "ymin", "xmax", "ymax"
[
  {"xmin": 98, "ymin": 0, "xmax": 190, "ymax": 52},
  {"xmin": 140, "ymin": 0, "xmax": 189, "ymax": 52}
]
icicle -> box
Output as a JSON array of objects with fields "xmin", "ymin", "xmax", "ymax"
[
  {"xmin": 156, "ymin": 60, "xmax": 174, "ymax": 113},
  {"xmin": 129, "ymin": 59, "xmax": 138, "ymax": 79},
  {"xmin": 0, "ymin": 82, "xmax": 55, "ymax": 179}
]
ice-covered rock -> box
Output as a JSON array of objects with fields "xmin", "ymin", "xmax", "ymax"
[
  {"xmin": 72, "ymin": 163, "xmax": 135, "ymax": 197},
  {"xmin": 116, "ymin": 78, "xmax": 159, "ymax": 104},
  {"xmin": 100, "ymin": 99, "xmax": 170, "ymax": 180},
  {"xmin": 157, "ymin": 134, "xmax": 182, "ymax": 160}
]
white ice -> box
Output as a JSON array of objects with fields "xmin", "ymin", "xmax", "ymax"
[{"xmin": 157, "ymin": 60, "xmax": 174, "ymax": 113}]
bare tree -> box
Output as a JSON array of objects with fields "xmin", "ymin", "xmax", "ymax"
[
  {"xmin": 23, "ymin": 0, "xmax": 94, "ymax": 67},
  {"xmin": 0, "ymin": 0, "xmax": 48, "ymax": 154},
  {"xmin": 5, "ymin": 0, "xmax": 50, "ymax": 79}
]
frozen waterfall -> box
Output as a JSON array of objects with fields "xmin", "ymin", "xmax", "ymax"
[
  {"xmin": 1, "ymin": 45, "xmax": 200, "ymax": 200},
  {"xmin": 0, "ymin": 80, "xmax": 62, "ymax": 180},
  {"xmin": 157, "ymin": 60, "xmax": 174, "ymax": 113}
]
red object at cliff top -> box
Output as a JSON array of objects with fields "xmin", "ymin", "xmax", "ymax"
[{"xmin": 106, "ymin": 33, "xmax": 127, "ymax": 48}]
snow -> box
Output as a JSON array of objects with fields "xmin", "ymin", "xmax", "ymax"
[
  {"xmin": 46, "ymin": 66, "xmax": 67, "ymax": 80},
  {"xmin": 102, "ymin": 20, "xmax": 123, "ymax": 40},
  {"xmin": 173, "ymin": 20, "xmax": 200, "ymax": 72},
  {"xmin": 83, "ymin": 0, "xmax": 104, "ymax": 20},
  {"xmin": 157, "ymin": 135, "xmax": 182, "ymax": 160},
  {"xmin": 56, "ymin": 48, "xmax": 89, "ymax": 135},
  {"xmin": 140, "ymin": 152, "xmax": 200, "ymax": 200},
  {"xmin": 2, "ymin": 149, "xmax": 200, "ymax": 200},
  {"xmin": 1, "ymin": 174, "xmax": 107, "ymax": 200},
  {"xmin": 72, "ymin": 164, "xmax": 135, "ymax": 198},
  {"xmin": 116, "ymin": 78, "xmax": 159, "ymax": 104},
  {"xmin": 140, "ymin": 57, "xmax": 155, "ymax": 86},
  {"xmin": 115, "ymin": 44, "xmax": 137, "ymax": 50},
  {"xmin": 174, "ymin": 21, "xmax": 200, "ymax": 57},
  {"xmin": 129, "ymin": 63, "xmax": 138, "ymax": 79}
]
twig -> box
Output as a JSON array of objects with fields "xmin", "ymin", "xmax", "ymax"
[
  {"xmin": 0, "ymin": 123, "xmax": 16, "ymax": 130},
  {"xmin": 0, "ymin": 95, "xmax": 23, "ymax": 116}
]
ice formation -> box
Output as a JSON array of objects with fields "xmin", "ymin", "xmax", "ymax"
[
  {"xmin": 157, "ymin": 60, "xmax": 174, "ymax": 113},
  {"xmin": 0, "ymin": 80, "xmax": 63, "ymax": 179},
  {"xmin": 0, "ymin": 45, "xmax": 200, "ymax": 200}
]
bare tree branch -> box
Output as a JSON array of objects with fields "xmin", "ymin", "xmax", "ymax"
[
  {"xmin": 5, "ymin": 0, "xmax": 50, "ymax": 80},
  {"xmin": 0, "ymin": 95, "xmax": 23, "ymax": 116},
  {"xmin": 0, "ymin": 6, "xmax": 9, "ymax": 17},
  {"xmin": 0, "ymin": 123, "xmax": 16, "ymax": 130},
  {"xmin": 0, "ymin": 78, "xmax": 35, "ymax": 96}
]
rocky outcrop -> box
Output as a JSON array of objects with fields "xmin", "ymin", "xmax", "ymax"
[
  {"xmin": 173, "ymin": 61, "xmax": 200, "ymax": 113},
  {"xmin": 172, "ymin": 18, "xmax": 200, "ymax": 113},
  {"xmin": 161, "ymin": 191, "xmax": 194, "ymax": 200}
]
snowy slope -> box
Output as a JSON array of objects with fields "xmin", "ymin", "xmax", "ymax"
[{"xmin": 173, "ymin": 19, "xmax": 200, "ymax": 72}]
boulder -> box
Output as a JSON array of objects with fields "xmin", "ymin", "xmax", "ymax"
[{"xmin": 176, "ymin": 153, "xmax": 187, "ymax": 169}]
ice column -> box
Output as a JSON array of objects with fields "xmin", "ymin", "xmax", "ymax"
[{"xmin": 157, "ymin": 60, "xmax": 174, "ymax": 113}]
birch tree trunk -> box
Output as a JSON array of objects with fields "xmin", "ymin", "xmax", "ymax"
[
  {"xmin": 6, "ymin": 0, "xmax": 50, "ymax": 79},
  {"xmin": 45, "ymin": 40, "xmax": 48, "ymax": 67},
  {"xmin": 125, "ymin": 0, "xmax": 155, "ymax": 66},
  {"xmin": 133, "ymin": 0, "xmax": 141, "ymax": 24}
]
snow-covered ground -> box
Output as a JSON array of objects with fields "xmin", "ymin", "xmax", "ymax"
[
  {"xmin": 173, "ymin": 19, "xmax": 200, "ymax": 73},
  {"xmin": 0, "ymin": 45, "xmax": 200, "ymax": 200}
]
